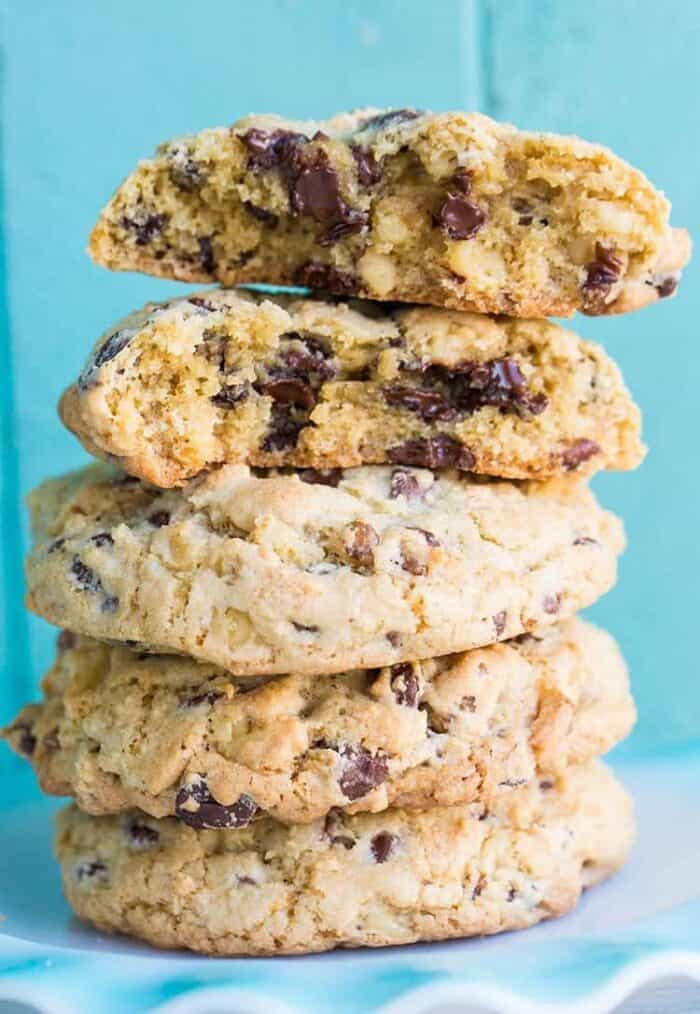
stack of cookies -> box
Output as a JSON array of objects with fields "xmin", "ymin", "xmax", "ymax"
[{"xmin": 4, "ymin": 109, "xmax": 689, "ymax": 956}]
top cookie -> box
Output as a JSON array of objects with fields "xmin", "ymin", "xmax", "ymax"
[
  {"xmin": 89, "ymin": 108, "xmax": 690, "ymax": 317},
  {"xmin": 61, "ymin": 288, "xmax": 644, "ymax": 488}
]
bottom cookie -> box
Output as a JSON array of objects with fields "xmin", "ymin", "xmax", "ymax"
[{"xmin": 55, "ymin": 761, "xmax": 632, "ymax": 956}]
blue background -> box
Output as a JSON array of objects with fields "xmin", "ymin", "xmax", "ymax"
[{"xmin": 1, "ymin": 0, "xmax": 699, "ymax": 790}]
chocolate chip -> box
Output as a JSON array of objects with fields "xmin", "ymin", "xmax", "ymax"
[
  {"xmin": 493, "ymin": 610, "xmax": 508, "ymax": 637},
  {"xmin": 370, "ymin": 831, "xmax": 398, "ymax": 863},
  {"xmin": 424, "ymin": 358, "xmax": 547, "ymax": 417},
  {"xmin": 323, "ymin": 813, "xmax": 355, "ymax": 850},
  {"xmin": 167, "ymin": 146, "xmax": 207, "ymax": 191},
  {"xmin": 656, "ymin": 274, "xmax": 679, "ymax": 298},
  {"xmin": 73, "ymin": 859, "xmax": 108, "ymax": 883},
  {"xmin": 121, "ymin": 210, "xmax": 167, "ymax": 246},
  {"xmin": 438, "ymin": 193, "xmax": 486, "ymax": 240},
  {"xmin": 93, "ymin": 329, "xmax": 134, "ymax": 371},
  {"xmin": 582, "ymin": 244, "xmax": 623, "ymax": 312},
  {"xmin": 147, "ymin": 510, "xmax": 171, "ymax": 528},
  {"xmin": 211, "ymin": 383, "xmax": 250, "ymax": 409},
  {"xmin": 48, "ymin": 537, "xmax": 66, "ymax": 554},
  {"xmin": 240, "ymin": 128, "xmax": 309, "ymax": 171},
  {"xmin": 269, "ymin": 333, "xmax": 336, "ymax": 383},
  {"xmin": 344, "ymin": 521, "xmax": 380, "ymax": 569},
  {"xmin": 261, "ymin": 378, "xmax": 317, "ymax": 410},
  {"xmin": 499, "ymin": 778, "xmax": 527, "ymax": 788},
  {"xmin": 460, "ymin": 695, "xmax": 477, "ymax": 712},
  {"xmin": 9, "ymin": 721, "xmax": 36, "ymax": 756},
  {"xmin": 383, "ymin": 386, "xmax": 457, "ymax": 421},
  {"xmin": 573, "ymin": 535, "xmax": 598, "ymax": 547},
  {"xmin": 451, "ymin": 168, "xmax": 473, "ymax": 194},
  {"xmin": 294, "ymin": 261, "xmax": 357, "ymax": 295},
  {"xmin": 90, "ymin": 532, "xmax": 113, "ymax": 548},
  {"xmin": 188, "ymin": 296, "xmax": 218, "ymax": 313},
  {"xmin": 506, "ymin": 886, "xmax": 518, "ymax": 902},
  {"xmin": 125, "ymin": 816, "xmax": 160, "ymax": 848},
  {"xmin": 390, "ymin": 662, "xmax": 419, "ymax": 707},
  {"xmin": 472, "ymin": 874, "xmax": 487, "ymax": 899},
  {"xmin": 237, "ymin": 874, "xmax": 258, "ymax": 885},
  {"xmin": 350, "ymin": 144, "xmax": 383, "ymax": 187},
  {"xmin": 388, "ymin": 435, "xmax": 475, "ymax": 471},
  {"xmin": 198, "ymin": 236, "xmax": 216, "ymax": 274},
  {"xmin": 70, "ymin": 557, "xmax": 102, "ymax": 594},
  {"xmin": 175, "ymin": 779, "xmax": 259, "ymax": 830},
  {"xmin": 261, "ymin": 404, "xmax": 307, "ymax": 451},
  {"xmin": 539, "ymin": 779, "xmax": 555, "ymax": 791},
  {"xmin": 386, "ymin": 631, "xmax": 402, "ymax": 648},
  {"xmin": 243, "ymin": 200, "xmax": 279, "ymax": 226},
  {"xmin": 389, "ymin": 470, "xmax": 422, "ymax": 501},
  {"xmin": 179, "ymin": 689, "xmax": 224, "ymax": 709},
  {"xmin": 57, "ymin": 629, "xmax": 77, "ymax": 652},
  {"xmin": 300, "ymin": 468, "xmax": 343, "ymax": 487},
  {"xmin": 292, "ymin": 621, "xmax": 320, "ymax": 634},
  {"xmin": 102, "ymin": 595, "xmax": 119, "ymax": 613},
  {"xmin": 358, "ymin": 109, "xmax": 422, "ymax": 132},
  {"xmin": 543, "ymin": 593, "xmax": 561, "ymax": 615},
  {"xmin": 561, "ymin": 439, "xmax": 600, "ymax": 471}
]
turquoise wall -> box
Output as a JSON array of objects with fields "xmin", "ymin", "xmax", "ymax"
[{"xmin": 2, "ymin": 1, "xmax": 699, "ymax": 779}]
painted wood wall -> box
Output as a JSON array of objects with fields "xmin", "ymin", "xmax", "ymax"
[{"xmin": 2, "ymin": 2, "xmax": 699, "ymax": 789}]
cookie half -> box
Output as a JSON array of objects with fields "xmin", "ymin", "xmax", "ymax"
[
  {"xmin": 55, "ymin": 761, "xmax": 634, "ymax": 955},
  {"xmin": 61, "ymin": 288, "xmax": 644, "ymax": 488},
  {"xmin": 4, "ymin": 619, "xmax": 634, "ymax": 824},
  {"xmin": 88, "ymin": 108, "xmax": 689, "ymax": 317},
  {"xmin": 26, "ymin": 464, "xmax": 624, "ymax": 675}
]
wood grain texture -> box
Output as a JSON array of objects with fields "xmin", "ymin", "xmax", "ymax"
[{"xmin": 1, "ymin": 1, "xmax": 698, "ymax": 793}]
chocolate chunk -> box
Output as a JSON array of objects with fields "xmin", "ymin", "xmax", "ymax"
[
  {"xmin": 300, "ymin": 468, "xmax": 343, "ymax": 487},
  {"xmin": 240, "ymin": 128, "xmax": 309, "ymax": 171},
  {"xmin": 261, "ymin": 404, "xmax": 307, "ymax": 451},
  {"xmin": 438, "ymin": 193, "xmax": 486, "ymax": 240},
  {"xmin": 48, "ymin": 537, "xmax": 66, "ymax": 554},
  {"xmin": 461, "ymin": 695, "xmax": 477, "ymax": 712},
  {"xmin": 294, "ymin": 261, "xmax": 357, "ymax": 295},
  {"xmin": 73, "ymin": 859, "xmax": 108, "ymax": 883},
  {"xmin": 358, "ymin": 109, "xmax": 422, "ymax": 132},
  {"xmin": 261, "ymin": 378, "xmax": 317, "ymax": 410},
  {"xmin": 57, "ymin": 629, "xmax": 77, "ymax": 652},
  {"xmin": 656, "ymin": 274, "xmax": 679, "ymax": 298},
  {"xmin": 290, "ymin": 156, "xmax": 368, "ymax": 242},
  {"xmin": 175, "ymin": 779, "xmax": 259, "ymax": 829},
  {"xmin": 472, "ymin": 874, "xmax": 487, "ymax": 899},
  {"xmin": 388, "ymin": 435, "xmax": 475, "ymax": 471},
  {"xmin": 211, "ymin": 383, "xmax": 250, "ymax": 409},
  {"xmin": 344, "ymin": 521, "xmax": 380, "ymax": 569},
  {"xmin": 493, "ymin": 610, "xmax": 507, "ymax": 638},
  {"xmin": 390, "ymin": 662, "xmax": 419, "ymax": 707},
  {"xmin": 573, "ymin": 535, "xmax": 598, "ymax": 547},
  {"xmin": 125, "ymin": 816, "xmax": 160, "ymax": 848},
  {"xmin": 350, "ymin": 144, "xmax": 383, "ymax": 187},
  {"xmin": 198, "ymin": 236, "xmax": 216, "ymax": 274},
  {"xmin": 506, "ymin": 886, "xmax": 518, "ymax": 902},
  {"xmin": 543, "ymin": 593, "xmax": 561, "ymax": 615},
  {"xmin": 389, "ymin": 470, "xmax": 422, "ymax": 501},
  {"xmin": 243, "ymin": 200, "xmax": 279, "ymax": 226},
  {"xmin": 451, "ymin": 168, "xmax": 473, "ymax": 194},
  {"xmin": 147, "ymin": 510, "xmax": 171, "ymax": 528},
  {"xmin": 370, "ymin": 831, "xmax": 398, "ymax": 863},
  {"xmin": 315, "ymin": 742, "xmax": 388, "ymax": 801},
  {"xmin": 561, "ymin": 439, "xmax": 600, "ymax": 471},
  {"xmin": 539, "ymin": 779, "xmax": 555, "ymax": 791},
  {"xmin": 383, "ymin": 385, "xmax": 457, "ymax": 421},
  {"xmin": 270, "ymin": 333, "xmax": 336, "ymax": 383},
  {"xmin": 121, "ymin": 210, "xmax": 167, "ymax": 246},
  {"xmin": 102, "ymin": 595, "xmax": 119, "ymax": 613},
  {"xmin": 90, "ymin": 532, "xmax": 113, "ymax": 548},
  {"xmin": 386, "ymin": 631, "xmax": 402, "ymax": 648},
  {"xmin": 409, "ymin": 358, "xmax": 547, "ymax": 418}
]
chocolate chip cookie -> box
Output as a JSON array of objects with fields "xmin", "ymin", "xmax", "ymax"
[
  {"xmin": 61, "ymin": 287, "xmax": 644, "ymax": 487},
  {"xmin": 54, "ymin": 761, "xmax": 634, "ymax": 955},
  {"xmin": 25, "ymin": 463, "xmax": 624, "ymax": 675},
  {"xmin": 4, "ymin": 619, "xmax": 634, "ymax": 823},
  {"xmin": 89, "ymin": 108, "xmax": 690, "ymax": 317}
]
